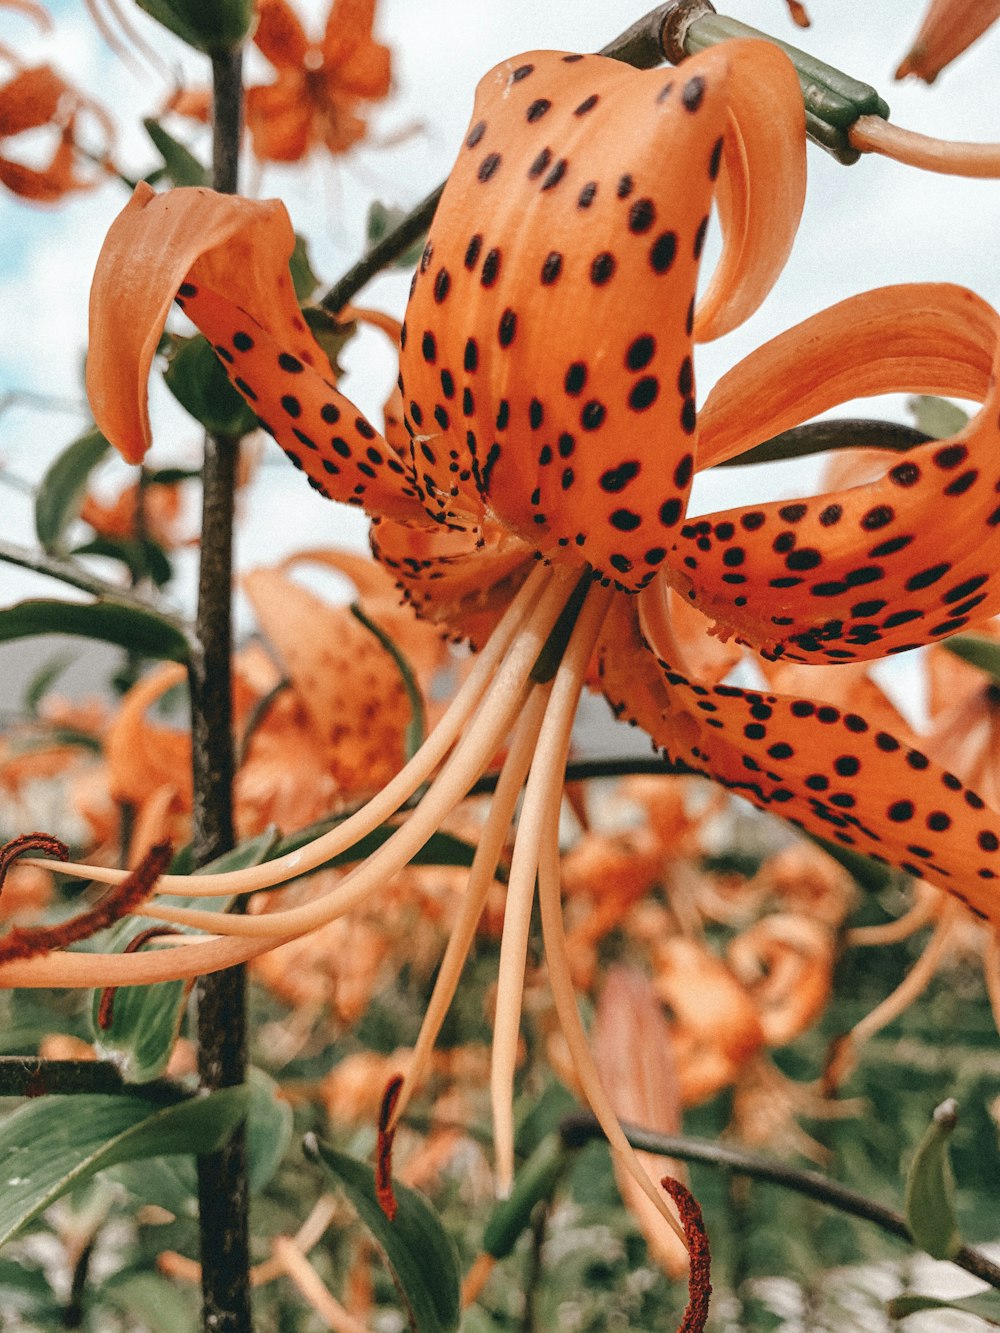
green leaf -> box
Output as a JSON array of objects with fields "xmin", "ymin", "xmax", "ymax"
[
  {"xmin": 0, "ymin": 598, "xmax": 189, "ymax": 662},
  {"xmin": 942, "ymin": 634, "xmax": 1000, "ymax": 688},
  {"xmin": 72, "ymin": 536, "xmax": 174, "ymax": 589},
  {"xmin": 908, "ymin": 395, "xmax": 970, "ymax": 441},
  {"xmin": 164, "ymin": 335, "xmax": 259, "ymax": 438},
  {"xmin": 143, "ymin": 117, "xmax": 208, "ymax": 187},
  {"xmin": 90, "ymin": 829, "xmax": 280, "ymax": 1083},
  {"xmin": 34, "ymin": 428, "xmax": 110, "ymax": 553},
  {"xmin": 134, "ymin": 0, "xmax": 253, "ymax": 53},
  {"xmin": 351, "ymin": 601, "xmax": 426, "ymax": 759},
  {"xmin": 888, "ymin": 1292, "xmax": 1000, "ymax": 1326},
  {"xmin": 144, "ymin": 467, "xmax": 202, "ymax": 486},
  {"xmin": 23, "ymin": 652, "xmax": 74, "ymax": 715},
  {"xmin": 482, "ymin": 1134, "xmax": 569, "ymax": 1259},
  {"xmin": 99, "ymin": 1270, "xmax": 198, "ymax": 1333},
  {"xmin": 0, "ymin": 1255, "xmax": 57, "ymax": 1318},
  {"xmin": 246, "ymin": 1068, "xmax": 293, "ymax": 1195},
  {"xmin": 366, "ymin": 201, "xmax": 427, "ymax": 268},
  {"xmin": 305, "ymin": 1134, "xmax": 461, "ymax": 1333},
  {"xmin": 290, "ymin": 233, "xmax": 320, "ymax": 302},
  {"xmin": 905, "ymin": 1097, "xmax": 962, "ymax": 1259},
  {"xmin": 0, "ymin": 1087, "xmax": 249, "ymax": 1249}
]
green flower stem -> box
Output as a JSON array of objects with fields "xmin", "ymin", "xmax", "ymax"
[
  {"xmin": 191, "ymin": 45, "xmax": 250, "ymax": 1333},
  {"xmin": 560, "ymin": 1114, "xmax": 1000, "ymax": 1290}
]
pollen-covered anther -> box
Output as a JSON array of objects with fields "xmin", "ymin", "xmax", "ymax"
[
  {"xmin": 0, "ymin": 842, "xmax": 172, "ymax": 966},
  {"xmin": 660, "ymin": 1175, "xmax": 712, "ymax": 1332},
  {"xmin": 0, "ymin": 832, "xmax": 69, "ymax": 892},
  {"xmin": 376, "ymin": 1074, "xmax": 404, "ymax": 1220}
]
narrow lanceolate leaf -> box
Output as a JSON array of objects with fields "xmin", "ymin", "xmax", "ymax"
[
  {"xmin": 99, "ymin": 1270, "xmax": 198, "ymax": 1333},
  {"xmin": 23, "ymin": 652, "xmax": 74, "ymax": 715},
  {"xmin": 304, "ymin": 1134, "xmax": 461, "ymax": 1333},
  {"xmin": 888, "ymin": 1292, "xmax": 1000, "ymax": 1326},
  {"xmin": 904, "ymin": 1098, "xmax": 962, "ymax": 1260},
  {"xmin": 91, "ymin": 829, "xmax": 280, "ymax": 1082},
  {"xmin": 163, "ymin": 335, "xmax": 259, "ymax": 438},
  {"xmin": 0, "ymin": 598, "xmax": 189, "ymax": 662},
  {"xmin": 0, "ymin": 1087, "xmax": 249, "ymax": 1248},
  {"xmin": 942, "ymin": 634, "xmax": 1000, "ymax": 688},
  {"xmin": 142, "ymin": 117, "xmax": 208, "ymax": 187},
  {"xmin": 34, "ymin": 428, "xmax": 110, "ymax": 553}
]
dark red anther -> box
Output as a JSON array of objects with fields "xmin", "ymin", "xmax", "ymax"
[
  {"xmin": 661, "ymin": 1175, "xmax": 712, "ymax": 1333},
  {"xmin": 0, "ymin": 832, "xmax": 69, "ymax": 892},
  {"xmin": 0, "ymin": 841, "xmax": 173, "ymax": 965},
  {"xmin": 376, "ymin": 1074, "xmax": 404, "ymax": 1221}
]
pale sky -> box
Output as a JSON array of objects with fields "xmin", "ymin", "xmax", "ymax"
[{"xmin": 1, "ymin": 0, "xmax": 999, "ymax": 709}]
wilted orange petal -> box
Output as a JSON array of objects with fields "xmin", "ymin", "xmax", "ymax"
[
  {"xmin": 896, "ymin": 0, "xmax": 1000, "ymax": 82},
  {"xmin": 592, "ymin": 967, "xmax": 688, "ymax": 1276}
]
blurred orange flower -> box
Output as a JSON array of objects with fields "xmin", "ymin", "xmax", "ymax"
[
  {"xmin": 246, "ymin": 0, "xmax": 391, "ymax": 163},
  {"xmin": 0, "ymin": 2, "xmax": 114, "ymax": 201}
]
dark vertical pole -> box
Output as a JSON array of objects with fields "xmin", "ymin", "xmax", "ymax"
[{"xmin": 191, "ymin": 45, "xmax": 250, "ymax": 1333}]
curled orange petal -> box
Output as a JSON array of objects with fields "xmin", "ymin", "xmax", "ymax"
[{"xmin": 87, "ymin": 184, "xmax": 327, "ymax": 462}]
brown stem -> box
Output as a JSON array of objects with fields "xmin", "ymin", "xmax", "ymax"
[{"xmin": 192, "ymin": 44, "xmax": 251, "ymax": 1333}]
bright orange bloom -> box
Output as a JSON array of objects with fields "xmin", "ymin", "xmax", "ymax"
[
  {"xmin": 20, "ymin": 37, "xmax": 1000, "ymax": 1238},
  {"xmin": 246, "ymin": 0, "xmax": 391, "ymax": 162},
  {"xmin": 896, "ymin": 0, "xmax": 1000, "ymax": 82}
]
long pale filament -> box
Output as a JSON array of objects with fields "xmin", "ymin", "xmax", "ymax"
[
  {"xmin": 491, "ymin": 582, "xmax": 615, "ymax": 1196},
  {"xmin": 537, "ymin": 798, "xmax": 688, "ymax": 1248},
  {"xmin": 135, "ymin": 573, "xmax": 577, "ymax": 937},
  {"xmin": 851, "ymin": 116, "xmax": 1000, "ymax": 178},
  {"xmin": 390, "ymin": 685, "xmax": 553, "ymax": 1130},
  {"xmin": 23, "ymin": 564, "xmax": 555, "ymax": 899}
]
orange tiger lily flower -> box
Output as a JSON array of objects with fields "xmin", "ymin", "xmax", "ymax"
[
  {"xmin": 18, "ymin": 37, "xmax": 1000, "ymax": 1235},
  {"xmin": 246, "ymin": 0, "xmax": 390, "ymax": 162}
]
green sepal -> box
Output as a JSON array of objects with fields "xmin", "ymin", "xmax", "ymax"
[{"xmin": 904, "ymin": 1098, "xmax": 962, "ymax": 1260}]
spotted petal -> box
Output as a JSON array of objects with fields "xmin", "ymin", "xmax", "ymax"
[
  {"xmin": 87, "ymin": 185, "xmax": 425, "ymax": 522},
  {"xmin": 399, "ymin": 42, "xmax": 804, "ymax": 591},
  {"xmin": 673, "ymin": 284, "xmax": 1000, "ymax": 663},
  {"xmin": 598, "ymin": 592, "xmax": 1000, "ymax": 925}
]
